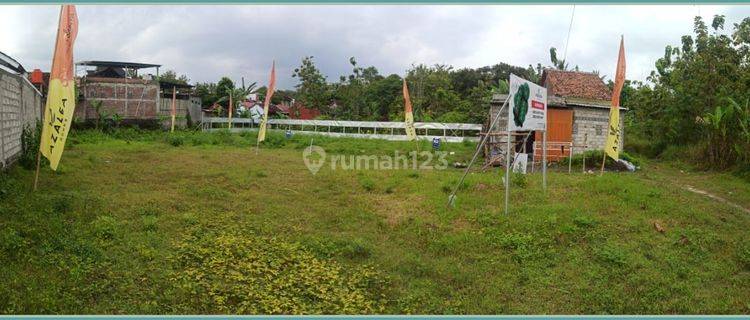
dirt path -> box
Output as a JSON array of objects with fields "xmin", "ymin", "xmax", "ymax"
[{"xmin": 683, "ymin": 184, "xmax": 750, "ymax": 214}]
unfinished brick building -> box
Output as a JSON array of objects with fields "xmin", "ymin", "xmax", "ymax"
[{"xmin": 75, "ymin": 61, "xmax": 200, "ymax": 128}]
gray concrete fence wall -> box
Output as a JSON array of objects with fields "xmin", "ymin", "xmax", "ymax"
[
  {"xmin": 157, "ymin": 96, "xmax": 202, "ymax": 129},
  {"xmin": 0, "ymin": 68, "xmax": 42, "ymax": 168}
]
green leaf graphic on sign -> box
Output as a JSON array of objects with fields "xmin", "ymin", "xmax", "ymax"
[{"xmin": 513, "ymin": 82, "xmax": 530, "ymax": 127}]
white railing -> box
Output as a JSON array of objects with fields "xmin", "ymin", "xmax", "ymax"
[{"xmin": 201, "ymin": 117, "xmax": 483, "ymax": 142}]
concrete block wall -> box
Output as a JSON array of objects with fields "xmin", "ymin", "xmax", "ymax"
[
  {"xmin": 0, "ymin": 68, "xmax": 42, "ymax": 168},
  {"xmin": 571, "ymin": 106, "xmax": 625, "ymax": 152},
  {"xmin": 76, "ymin": 77, "xmax": 159, "ymax": 121},
  {"xmin": 157, "ymin": 97, "xmax": 201, "ymax": 128}
]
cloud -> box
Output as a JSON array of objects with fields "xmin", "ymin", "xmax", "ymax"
[{"xmin": 1, "ymin": 4, "xmax": 748, "ymax": 89}]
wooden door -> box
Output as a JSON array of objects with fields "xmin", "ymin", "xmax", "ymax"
[{"xmin": 534, "ymin": 108, "xmax": 573, "ymax": 162}]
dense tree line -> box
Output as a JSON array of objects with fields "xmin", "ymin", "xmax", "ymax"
[
  {"xmin": 624, "ymin": 15, "xmax": 750, "ymax": 169},
  {"xmin": 291, "ymin": 56, "xmax": 540, "ymax": 123},
  {"xmin": 191, "ymin": 50, "xmax": 562, "ymax": 123}
]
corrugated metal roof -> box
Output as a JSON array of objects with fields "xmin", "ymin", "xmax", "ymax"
[{"xmin": 76, "ymin": 60, "xmax": 161, "ymax": 69}]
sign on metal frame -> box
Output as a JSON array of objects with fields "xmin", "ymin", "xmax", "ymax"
[{"xmin": 505, "ymin": 74, "xmax": 548, "ymax": 215}]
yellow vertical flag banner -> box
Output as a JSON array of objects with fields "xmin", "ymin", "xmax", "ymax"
[
  {"xmin": 40, "ymin": 5, "xmax": 78, "ymax": 171},
  {"xmin": 257, "ymin": 61, "xmax": 276, "ymax": 143},
  {"xmin": 403, "ymin": 79, "xmax": 417, "ymax": 141},
  {"xmin": 604, "ymin": 36, "xmax": 626, "ymax": 160}
]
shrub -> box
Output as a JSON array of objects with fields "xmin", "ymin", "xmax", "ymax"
[
  {"xmin": 511, "ymin": 172, "xmax": 527, "ymax": 188},
  {"xmin": 0, "ymin": 227, "xmax": 24, "ymax": 256},
  {"xmin": 142, "ymin": 216, "xmax": 159, "ymax": 232},
  {"xmin": 734, "ymin": 163, "xmax": 750, "ymax": 183},
  {"xmin": 572, "ymin": 215, "xmax": 598, "ymax": 228},
  {"xmin": 91, "ymin": 216, "xmax": 118, "ymax": 240},
  {"xmin": 261, "ymin": 133, "xmax": 287, "ymax": 149},
  {"xmin": 738, "ymin": 242, "xmax": 750, "ymax": 270},
  {"xmin": 19, "ymin": 122, "xmax": 42, "ymax": 170},
  {"xmin": 169, "ymin": 230, "xmax": 388, "ymax": 314},
  {"xmin": 620, "ymin": 151, "xmax": 642, "ymax": 167},
  {"xmin": 594, "ymin": 244, "xmax": 629, "ymax": 267},
  {"xmin": 168, "ymin": 135, "xmax": 185, "ymax": 147},
  {"xmin": 359, "ymin": 176, "xmax": 376, "ymax": 191},
  {"xmin": 338, "ymin": 239, "xmax": 373, "ymax": 260}
]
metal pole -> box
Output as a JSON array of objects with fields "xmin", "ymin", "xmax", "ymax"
[
  {"xmin": 583, "ymin": 134, "xmax": 588, "ymax": 173},
  {"xmin": 447, "ymin": 95, "xmax": 510, "ymax": 206},
  {"xmin": 504, "ymin": 129, "xmax": 512, "ymax": 215},
  {"xmin": 542, "ymin": 131, "xmax": 547, "ymax": 191},
  {"xmin": 568, "ymin": 144, "xmax": 573, "ymax": 173}
]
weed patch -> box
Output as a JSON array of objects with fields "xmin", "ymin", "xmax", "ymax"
[{"xmin": 169, "ymin": 229, "xmax": 387, "ymax": 314}]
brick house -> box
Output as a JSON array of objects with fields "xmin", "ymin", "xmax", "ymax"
[
  {"xmin": 486, "ymin": 69, "xmax": 625, "ymax": 163},
  {"xmin": 74, "ymin": 60, "xmax": 200, "ymax": 128}
]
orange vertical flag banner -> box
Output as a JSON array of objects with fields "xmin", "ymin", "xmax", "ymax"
[
  {"xmin": 403, "ymin": 79, "xmax": 417, "ymax": 140},
  {"xmin": 604, "ymin": 36, "xmax": 626, "ymax": 160},
  {"xmin": 257, "ymin": 61, "xmax": 276, "ymax": 143},
  {"xmin": 39, "ymin": 5, "xmax": 78, "ymax": 171}
]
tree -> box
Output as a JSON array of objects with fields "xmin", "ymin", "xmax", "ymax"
[
  {"xmin": 405, "ymin": 64, "xmax": 461, "ymax": 121},
  {"xmin": 194, "ymin": 82, "xmax": 218, "ymax": 107},
  {"xmin": 158, "ymin": 70, "xmax": 190, "ymax": 85},
  {"xmin": 292, "ymin": 56, "xmax": 330, "ymax": 114},
  {"xmin": 216, "ymin": 77, "xmax": 235, "ymax": 104},
  {"xmin": 628, "ymin": 15, "xmax": 750, "ymax": 167},
  {"xmin": 549, "ymin": 47, "xmax": 569, "ymax": 70},
  {"xmin": 330, "ymin": 57, "xmax": 386, "ymax": 120}
]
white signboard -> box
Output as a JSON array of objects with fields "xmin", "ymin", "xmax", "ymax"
[
  {"xmin": 512, "ymin": 153, "xmax": 528, "ymax": 174},
  {"xmin": 508, "ymin": 74, "xmax": 547, "ymax": 132}
]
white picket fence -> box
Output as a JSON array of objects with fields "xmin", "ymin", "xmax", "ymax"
[{"xmin": 201, "ymin": 117, "xmax": 483, "ymax": 142}]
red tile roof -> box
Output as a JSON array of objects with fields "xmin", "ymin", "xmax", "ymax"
[{"xmin": 541, "ymin": 69, "xmax": 612, "ymax": 101}]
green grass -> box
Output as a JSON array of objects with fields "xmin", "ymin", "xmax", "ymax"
[{"xmin": 1, "ymin": 129, "xmax": 749, "ymax": 314}]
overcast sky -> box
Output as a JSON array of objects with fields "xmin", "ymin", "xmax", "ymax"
[{"xmin": 1, "ymin": 4, "xmax": 749, "ymax": 89}]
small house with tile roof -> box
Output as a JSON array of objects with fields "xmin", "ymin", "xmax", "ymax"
[{"xmin": 485, "ymin": 69, "xmax": 625, "ymax": 164}]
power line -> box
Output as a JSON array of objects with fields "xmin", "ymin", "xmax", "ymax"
[{"xmin": 563, "ymin": 4, "xmax": 576, "ymax": 65}]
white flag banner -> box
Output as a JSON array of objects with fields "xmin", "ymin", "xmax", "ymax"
[
  {"xmin": 508, "ymin": 74, "xmax": 547, "ymax": 132},
  {"xmin": 512, "ymin": 153, "xmax": 528, "ymax": 174}
]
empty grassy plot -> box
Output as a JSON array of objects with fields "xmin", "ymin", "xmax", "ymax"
[{"xmin": 0, "ymin": 129, "xmax": 748, "ymax": 314}]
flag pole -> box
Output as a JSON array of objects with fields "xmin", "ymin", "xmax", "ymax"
[
  {"xmin": 33, "ymin": 147, "xmax": 42, "ymax": 191},
  {"xmin": 33, "ymin": 5, "xmax": 64, "ymax": 191},
  {"xmin": 256, "ymin": 60, "xmax": 276, "ymax": 155},
  {"xmin": 228, "ymin": 94, "xmax": 233, "ymax": 130},
  {"xmin": 170, "ymin": 86, "xmax": 176, "ymax": 133}
]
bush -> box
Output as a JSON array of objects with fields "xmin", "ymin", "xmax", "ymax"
[
  {"xmin": 623, "ymin": 133, "xmax": 663, "ymax": 158},
  {"xmin": 169, "ymin": 230, "xmax": 388, "ymax": 314},
  {"xmin": 511, "ymin": 172, "xmax": 527, "ymax": 188},
  {"xmin": 733, "ymin": 163, "xmax": 750, "ymax": 183},
  {"xmin": 738, "ymin": 242, "xmax": 750, "ymax": 270},
  {"xmin": 0, "ymin": 227, "xmax": 24, "ymax": 256},
  {"xmin": 91, "ymin": 216, "xmax": 118, "ymax": 240},
  {"xmin": 594, "ymin": 244, "xmax": 629, "ymax": 267},
  {"xmin": 359, "ymin": 176, "xmax": 375, "ymax": 191},
  {"xmin": 167, "ymin": 135, "xmax": 185, "ymax": 147},
  {"xmin": 19, "ymin": 122, "xmax": 42, "ymax": 170}
]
